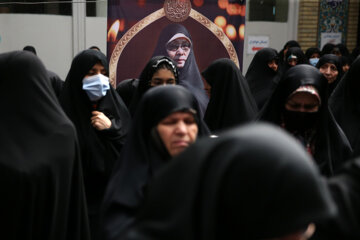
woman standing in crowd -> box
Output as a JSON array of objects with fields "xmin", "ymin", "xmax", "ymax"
[
  {"xmin": 245, "ymin": 47, "xmax": 281, "ymax": 111},
  {"xmin": 60, "ymin": 49, "xmax": 131, "ymax": 239},
  {"xmin": 330, "ymin": 56, "xmax": 360, "ymax": 157},
  {"xmin": 127, "ymin": 56, "xmax": 178, "ymax": 115},
  {"xmin": 305, "ymin": 47, "xmax": 321, "ymax": 66},
  {"xmin": 316, "ymin": 54, "xmax": 343, "ymax": 95},
  {"xmin": 258, "ymin": 64, "xmax": 352, "ymax": 176},
  {"xmin": 202, "ymin": 58, "xmax": 258, "ymax": 132},
  {"xmin": 102, "ymin": 85, "xmax": 209, "ymax": 240},
  {"xmin": 278, "ymin": 40, "xmax": 301, "ymax": 65},
  {"xmin": 0, "ymin": 51, "xmax": 90, "ymax": 239},
  {"xmin": 122, "ymin": 123, "xmax": 336, "ymax": 240},
  {"xmin": 152, "ymin": 23, "xmax": 209, "ymax": 117},
  {"xmin": 321, "ymin": 43, "xmax": 336, "ymax": 56},
  {"xmin": 282, "ymin": 46, "xmax": 308, "ymax": 73}
]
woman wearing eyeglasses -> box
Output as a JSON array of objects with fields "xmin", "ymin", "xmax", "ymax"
[{"xmin": 152, "ymin": 23, "xmax": 209, "ymax": 118}]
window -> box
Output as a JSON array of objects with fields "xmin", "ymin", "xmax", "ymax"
[
  {"xmin": 86, "ymin": 0, "xmax": 107, "ymax": 17},
  {"xmin": 249, "ymin": 0, "xmax": 288, "ymax": 22},
  {"xmin": 0, "ymin": 0, "xmax": 72, "ymax": 15}
]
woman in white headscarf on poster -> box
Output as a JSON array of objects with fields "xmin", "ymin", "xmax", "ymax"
[{"xmin": 152, "ymin": 23, "xmax": 209, "ymax": 118}]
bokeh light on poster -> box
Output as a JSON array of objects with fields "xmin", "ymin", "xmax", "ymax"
[{"xmin": 107, "ymin": 0, "xmax": 246, "ymax": 87}]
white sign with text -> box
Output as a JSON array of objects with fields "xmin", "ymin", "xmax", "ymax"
[{"xmin": 247, "ymin": 36, "xmax": 269, "ymax": 54}]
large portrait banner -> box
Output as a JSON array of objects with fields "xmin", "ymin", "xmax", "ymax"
[{"xmin": 107, "ymin": 0, "xmax": 246, "ymax": 87}]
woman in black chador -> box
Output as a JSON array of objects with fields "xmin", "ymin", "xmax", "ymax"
[
  {"xmin": 245, "ymin": 47, "xmax": 281, "ymax": 111},
  {"xmin": 278, "ymin": 40, "xmax": 301, "ymax": 65},
  {"xmin": 152, "ymin": 23, "xmax": 209, "ymax": 117},
  {"xmin": 330, "ymin": 56, "xmax": 360, "ymax": 158},
  {"xmin": 127, "ymin": 55, "xmax": 179, "ymax": 116},
  {"xmin": 101, "ymin": 85, "xmax": 210, "ymax": 240},
  {"xmin": 122, "ymin": 123, "xmax": 336, "ymax": 240},
  {"xmin": 60, "ymin": 49, "xmax": 131, "ymax": 239},
  {"xmin": 316, "ymin": 54, "xmax": 343, "ymax": 96},
  {"xmin": 258, "ymin": 64, "xmax": 352, "ymax": 176},
  {"xmin": 282, "ymin": 46, "xmax": 308, "ymax": 74},
  {"xmin": 202, "ymin": 58, "xmax": 258, "ymax": 132},
  {"xmin": 0, "ymin": 51, "xmax": 90, "ymax": 239}
]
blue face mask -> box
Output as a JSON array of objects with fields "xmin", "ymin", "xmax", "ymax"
[
  {"xmin": 82, "ymin": 74, "xmax": 110, "ymax": 102},
  {"xmin": 309, "ymin": 58, "xmax": 319, "ymax": 67}
]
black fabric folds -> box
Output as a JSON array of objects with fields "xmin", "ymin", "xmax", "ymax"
[
  {"xmin": 245, "ymin": 48, "xmax": 281, "ymax": 110},
  {"xmin": 102, "ymin": 85, "xmax": 210, "ymax": 240},
  {"xmin": 202, "ymin": 58, "xmax": 257, "ymax": 132},
  {"xmin": 48, "ymin": 70, "xmax": 64, "ymax": 99},
  {"xmin": 313, "ymin": 158, "xmax": 360, "ymax": 240},
  {"xmin": 152, "ymin": 23, "xmax": 209, "ymax": 117},
  {"xmin": 316, "ymin": 54, "xmax": 343, "ymax": 95},
  {"xmin": 330, "ymin": 56, "xmax": 360, "ymax": 158},
  {"xmin": 60, "ymin": 49, "xmax": 131, "ymax": 239},
  {"xmin": 123, "ymin": 123, "xmax": 336, "ymax": 240},
  {"xmin": 0, "ymin": 51, "xmax": 90, "ymax": 239},
  {"xmin": 116, "ymin": 78, "xmax": 139, "ymax": 108},
  {"xmin": 259, "ymin": 64, "xmax": 352, "ymax": 176}
]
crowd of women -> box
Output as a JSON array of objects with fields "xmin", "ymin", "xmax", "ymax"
[{"xmin": 1, "ymin": 23, "xmax": 360, "ymax": 240}]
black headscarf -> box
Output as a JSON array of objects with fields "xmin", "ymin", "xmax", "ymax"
[
  {"xmin": 259, "ymin": 64, "xmax": 352, "ymax": 176},
  {"xmin": 101, "ymin": 85, "xmax": 210, "ymax": 240},
  {"xmin": 330, "ymin": 56, "xmax": 360, "ymax": 158},
  {"xmin": 245, "ymin": 48, "xmax": 281, "ymax": 110},
  {"xmin": 335, "ymin": 43, "xmax": 350, "ymax": 57},
  {"xmin": 0, "ymin": 51, "xmax": 90, "ymax": 239},
  {"xmin": 316, "ymin": 54, "xmax": 343, "ymax": 95},
  {"xmin": 202, "ymin": 58, "xmax": 258, "ymax": 132},
  {"xmin": 321, "ymin": 43, "xmax": 336, "ymax": 56},
  {"xmin": 60, "ymin": 49, "xmax": 131, "ymax": 239},
  {"xmin": 123, "ymin": 123, "xmax": 336, "ymax": 240},
  {"xmin": 305, "ymin": 47, "xmax": 321, "ymax": 59},
  {"xmin": 278, "ymin": 40, "xmax": 301, "ymax": 63},
  {"xmin": 116, "ymin": 78, "xmax": 139, "ymax": 108},
  {"xmin": 128, "ymin": 55, "xmax": 179, "ymax": 116},
  {"xmin": 48, "ymin": 70, "xmax": 64, "ymax": 99},
  {"xmin": 282, "ymin": 46, "xmax": 308, "ymax": 73},
  {"xmin": 152, "ymin": 23, "xmax": 209, "ymax": 117}
]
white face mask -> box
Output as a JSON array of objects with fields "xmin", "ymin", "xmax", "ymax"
[
  {"xmin": 82, "ymin": 74, "xmax": 110, "ymax": 101},
  {"xmin": 309, "ymin": 58, "xmax": 319, "ymax": 67}
]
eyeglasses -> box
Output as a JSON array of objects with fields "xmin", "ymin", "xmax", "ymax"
[{"xmin": 166, "ymin": 42, "xmax": 191, "ymax": 51}]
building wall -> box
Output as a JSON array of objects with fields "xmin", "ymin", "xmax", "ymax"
[
  {"xmin": 0, "ymin": 14, "xmax": 107, "ymax": 80},
  {"xmin": 297, "ymin": 0, "xmax": 359, "ymax": 52},
  {"xmin": 243, "ymin": 0, "xmax": 299, "ymax": 73},
  {"xmin": 347, "ymin": 0, "xmax": 360, "ymax": 51},
  {"xmin": 297, "ymin": 0, "xmax": 320, "ymax": 50}
]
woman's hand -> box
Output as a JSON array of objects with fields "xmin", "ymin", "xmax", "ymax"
[{"xmin": 91, "ymin": 111, "xmax": 112, "ymax": 130}]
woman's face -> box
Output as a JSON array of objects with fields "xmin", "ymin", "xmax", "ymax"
[
  {"xmin": 150, "ymin": 68, "xmax": 176, "ymax": 87},
  {"xmin": 285, "ymin": 92, "xmax": 320, "ymax": 113},
  {"xmin": 310, "ymin": 53, "xmax": 320, "ymax": 59},
  {"xmin": 319, "ymin": 63, "xmax": 338, "ymax": 84},
  {"xmin": 157, "ymin": 111, "xmax": 198, "ymax": 157},
  {"xmin": 342, "ymin": 64, "xmax": 350, "ymax": 73},
  {"xmin": 288, "ymin": 57, "xmax": 298, "ymax": 67},
  {"xmin": 85, "ymin": 62, "xmax": 106, "ymax": 78},
  {"xmin": 268, "ymin": 59, "xmax": 278, "ymax": 71},
  {"xmin": 166, "ymin": 38, "xmax": 191, "ymax": 68}
]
